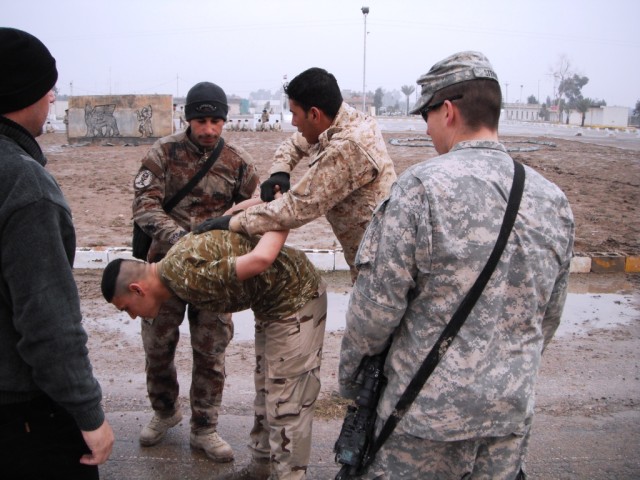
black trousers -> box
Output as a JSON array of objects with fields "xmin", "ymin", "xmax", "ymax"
[{"xmin": 0, "ymin": 395, "xmax": 99, "ymax": 480}]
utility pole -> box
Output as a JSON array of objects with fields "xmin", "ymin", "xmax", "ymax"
[{"xmin": 361, "ymin": 6, "xmax": 369, "ymax": 113}]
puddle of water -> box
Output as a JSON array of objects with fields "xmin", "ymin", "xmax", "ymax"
[
  {"xmin": 96, "ymin": 292, "xmax": 351, "ymax": 343},
  {"xmin": 555, "ymin": 293, "xmax": 638, "ymax": 337},
  {"xmin": 96, "ymin": 291, "xmax": 638, "ymax": 342}
]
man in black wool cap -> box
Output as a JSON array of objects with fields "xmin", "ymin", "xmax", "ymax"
[
  {"xmin": 0, "ymin": 27, "xmax": 115, "ymax": 478},
  {"xmin": 131, "ymin": 80, "xmax": 259, "ymax": 462}
]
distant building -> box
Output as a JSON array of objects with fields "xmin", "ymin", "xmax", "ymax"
[
  {"xmin": 502, "ymin": 102, "xmax": 629, "ymax": 128},
  {"xmin": 502, "ymin": 102, "xmax": 541, "ymax": 122},
  {"xmin": 568, "ymin": 106, "xmax": 629, "ymax": 128}
]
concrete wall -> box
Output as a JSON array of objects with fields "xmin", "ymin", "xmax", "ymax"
[
  {"xmin": 569, "ymin": 106, "xmax": 628, "ymax": 127},
  {"xmin": 67, "ymin": 94, "xmax": 172, "ymax": 144}
]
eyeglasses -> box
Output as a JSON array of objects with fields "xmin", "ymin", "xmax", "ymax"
[{"xmin": 420, "ymin": 94, "xmax": 463, "ymax": 122}]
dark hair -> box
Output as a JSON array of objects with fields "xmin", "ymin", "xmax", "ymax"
[
  {"xmin": 285, "ymin": 67, "xmax": 343, "ymax": 119},
  {"xmin": 101, "ymin": 258, "xmax": 124, "ymax": 302},
  {"xmin": 432, "ymin": 78, "xmax": 502, "ymax": 130}
]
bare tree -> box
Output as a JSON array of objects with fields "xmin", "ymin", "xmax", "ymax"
[
  {"xmin": 401, "ymin": 85, "xmax": 415, "ymax": 115},
  {"xmin": 549, "ymin": 55, "xmax": 572, "ymax": 122}
]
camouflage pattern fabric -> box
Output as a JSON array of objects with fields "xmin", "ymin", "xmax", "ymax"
[
  {"xmin": 159, "ymin": 231, "xmax": 321, "ymax": 319},
  {"xmin": 232, "ymin": 102, "xmax": 397, "ymax": 282},
  {"xmin": 249, "ymin": 285, "xmax": 327, "ymax": 479},
  {"xmin": 356, "ymin": 426, "xmax": 530, "ymax": 479},
  {"xmin": 133, "ymin": 129, "xmax": 258, "ymax": 431},
  {"xmin": 410, "ymin": 51, "xmax": 499, "ymax": 115},
  {"xmin": 339, "ymin": 141, "xmax": 574, "ymax": 447},
  {"xmin": 158, "ymin": 231, "xmax": 327, "ymax": 479},
  {"xmin": 133, "ymin": 129, "xmax": 259, "ymax": 260},
  {"xmin": 141, "ymin": 298, "xmax": 232, "ymax": 433}
]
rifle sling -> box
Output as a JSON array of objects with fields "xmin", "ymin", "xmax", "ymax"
[{"xmin": 163, "ymin": 138, "xmax": 225, "ymax": 213}]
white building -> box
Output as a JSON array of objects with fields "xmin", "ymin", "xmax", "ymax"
[
  {"xmin": 568, "ymin": 106, "xmax": 628, "ymax": 127},
  {"xmin": 502, "ymin": 102, "xmax": 541, "ymax": 122}
]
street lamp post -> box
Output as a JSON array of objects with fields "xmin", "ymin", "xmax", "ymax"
[
  {"xmin": 520, "ymin": 84, "xmax": 523, "ymax": 104},
  {"xmin": 361, "ymin": 6, "xmax": 369, "ymax": 113}
]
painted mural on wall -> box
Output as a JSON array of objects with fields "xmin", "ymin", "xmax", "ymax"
[
  {"xmin": 68, "ymin": 94, "xmax": 171, "ymax": 144},
  {"xmin": 84, "ymin": 103, "xmax": 121, "ymax": 137}
]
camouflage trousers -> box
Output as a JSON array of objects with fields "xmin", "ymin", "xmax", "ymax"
[
  {"xmin": 141, "ymin": 295, "xmax": 233, "ymax": 433},
  {"xmin": 357, "ymin": 424, "xmax": 531, "ymax": 480},
  {"xmin": 248, "ymin": 283, "xmax": 327, "ymax": 480}
]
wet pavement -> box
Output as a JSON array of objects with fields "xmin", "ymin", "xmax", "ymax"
[{"xmin": 97, "ymin": 273, "xmax": 640, "ymax": 480}]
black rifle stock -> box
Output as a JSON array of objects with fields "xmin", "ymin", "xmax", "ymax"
[{"xmin": 334, "ymin": 349, "xmax": 388, "ymax": 479}]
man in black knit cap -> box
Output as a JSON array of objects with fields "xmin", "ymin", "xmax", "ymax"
[
  {"xmin": 0, "ymin": 27, "xmax": 114, "ymax": 478},
  {"xmin": 132, "ymin": 81, "xmax": 259, "ymax": 462}
]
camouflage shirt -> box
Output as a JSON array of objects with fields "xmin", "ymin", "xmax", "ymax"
[
  {"xmin": 339, "ymin": 140, "xmax": 575, "ymax": 441},
  {"xmin": 158, "ymin": 231, "xmax": 322, "ymax": 321},
  {"xmin": 232, "ymin": 102, "xmax": 397, "ymax": 276},
  {"xmin": 133, "ymin": 129, "xmax": 259, "ymax": 258}
]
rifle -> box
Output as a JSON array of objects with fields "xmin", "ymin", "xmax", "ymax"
[{"xmin": 334, "ymin": 348, "xmax": 389, "ymax": 479}]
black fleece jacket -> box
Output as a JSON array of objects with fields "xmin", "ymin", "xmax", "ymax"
[{"xmin": 0, "ymin": 115, "xmax": 104, "ymax": 431}]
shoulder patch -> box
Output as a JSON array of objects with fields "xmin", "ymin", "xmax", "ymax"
[{"xmin": 134, "ymin": 169, "xmax": 154, "ymax": 189}]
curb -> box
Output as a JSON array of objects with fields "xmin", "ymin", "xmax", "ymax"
[
  {"xmin": 74, "ymin": 247, "xmax": 350, "ymax": 272},
  {"xmin": 75, "ymin": 248, "xmax": 639, "ymax": 274}
]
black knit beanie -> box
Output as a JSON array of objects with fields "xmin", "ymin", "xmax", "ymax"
[
  {"xmin": 0, "ymin": 28, "xmax": 58, "ymax": 114},
  {"xmin": 184, "ymin": 82, "xmax": 228, "ymax": 122}
]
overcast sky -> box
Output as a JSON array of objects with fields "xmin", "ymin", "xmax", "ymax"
[{"xmin": 4, "ymin": 0, "xmax": 639, "ymax": 108}]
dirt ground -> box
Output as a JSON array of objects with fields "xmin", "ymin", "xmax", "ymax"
[
  {"xmin": 38, "ymin": 129, "xmax": 639, "ymax": 255},
  {"xmin": 35, "ymin": 129, "xmax": 640, "ymax": 478}
]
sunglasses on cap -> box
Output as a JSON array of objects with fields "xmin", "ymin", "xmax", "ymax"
[{"xmin": 420, "ymin": 94, "xmax": 463, "ymax": 122}]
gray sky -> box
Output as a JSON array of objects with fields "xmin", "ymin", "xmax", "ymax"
[{"xmin": 4, "ymin": 0, "xmax": 639, "ymax": 108}]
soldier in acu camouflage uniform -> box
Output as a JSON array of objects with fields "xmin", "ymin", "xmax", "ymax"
[
  {"xmin": 132, "ymin": 81, "xmax": 259, "ymax": 462},
  {"xmin": 194, "ymin": 67, "xmax": 397, "ymax": 283},
  {"xmin": 338, "ymin": 51, "xmax": 575, "ymax": 479},
  {"xmin": 101, "ymin": 227, "xmax": 327, "ymax": 480}
]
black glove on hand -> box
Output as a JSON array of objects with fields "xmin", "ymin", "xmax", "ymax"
[
  {"xmin": 260, "ymin": 172, "xmax": 290, "ymax": 202},
  {"xmin": 193, "ymin": 215, "xmax": 231, "ymax": 234}
]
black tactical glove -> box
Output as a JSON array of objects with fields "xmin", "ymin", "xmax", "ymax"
[
  {"xmin": 260, "ymin": 172, "xmax": 290, "ymax": 202},
  {"xmin": 193, "ymin": 215, "xmax": 231, "ymax": 234}
]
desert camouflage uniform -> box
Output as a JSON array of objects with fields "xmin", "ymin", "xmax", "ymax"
[
  {"xmin": 133, "ymin": 129, "xmax": 259, "ymax": 434},
  {"xmin": 159, "ymin": 231, "xmax": 327, "ymax": 480},
  {"xmin": 339, "ymin": 141, "xmax": 575, "ymax": 478},
  {"xmin": 231, "ymin": 102, "xmax": 397, "ymax": 282}
]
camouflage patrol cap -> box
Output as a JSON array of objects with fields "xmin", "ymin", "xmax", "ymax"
[{"xmin": 409, "ymin": 51, "xmax": 499, "ymax": 115}]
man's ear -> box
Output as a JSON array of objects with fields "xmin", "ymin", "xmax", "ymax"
[
  {"xmin": 308, "ymin": 106, "xmax": 321, "ymax": 122},
  {"xmin": 129, "ymin": 283, "xmax": 145, "ymax": 296},
  {"xmin": 444, "ymin": 100, "xmax": 457, "ymax": 127}
]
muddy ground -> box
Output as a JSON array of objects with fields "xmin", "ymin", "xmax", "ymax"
[
  {"xmin": 39, "ymin": 129, "xmax": 639, "ymax": 255},
  {"xmin": 35, "ymin": 129, "xmax": 640, "ymax": 478}
]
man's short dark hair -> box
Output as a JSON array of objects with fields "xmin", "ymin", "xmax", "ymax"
[
  {"xmin": 285, "ymin": 67, "xmax": 343, "ymax": 119},
  {"xmin": 101, "ymin": 258, "xmax": 124, "ymax": 302},
  {"xmin": 432, "ymin": 78, "xmax": 502, "ymax": 130}
]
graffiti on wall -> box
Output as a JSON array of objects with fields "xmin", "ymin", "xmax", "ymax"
[
  {"xmin": 136, "ymin": 105, "xmax": 153, "ymax": 138},
  {"xmin": 68, "ymin": 94, "xmax": 171, "ymax": 143},
  {"xmin": 84, "ymin": 103, "xmax": 121, "ymax": 137}
]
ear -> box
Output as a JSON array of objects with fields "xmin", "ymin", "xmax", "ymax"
[
  {"xmin": 129, "ymin": 283, "xmax": 145, "ymax": 296},
  {"xmin": 444, "ymin": 100, "xmax": 457, "ymax": 127},
  {"xmin": 308, "ymin": 106, "xmax": 322, "ymax": 122}
]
